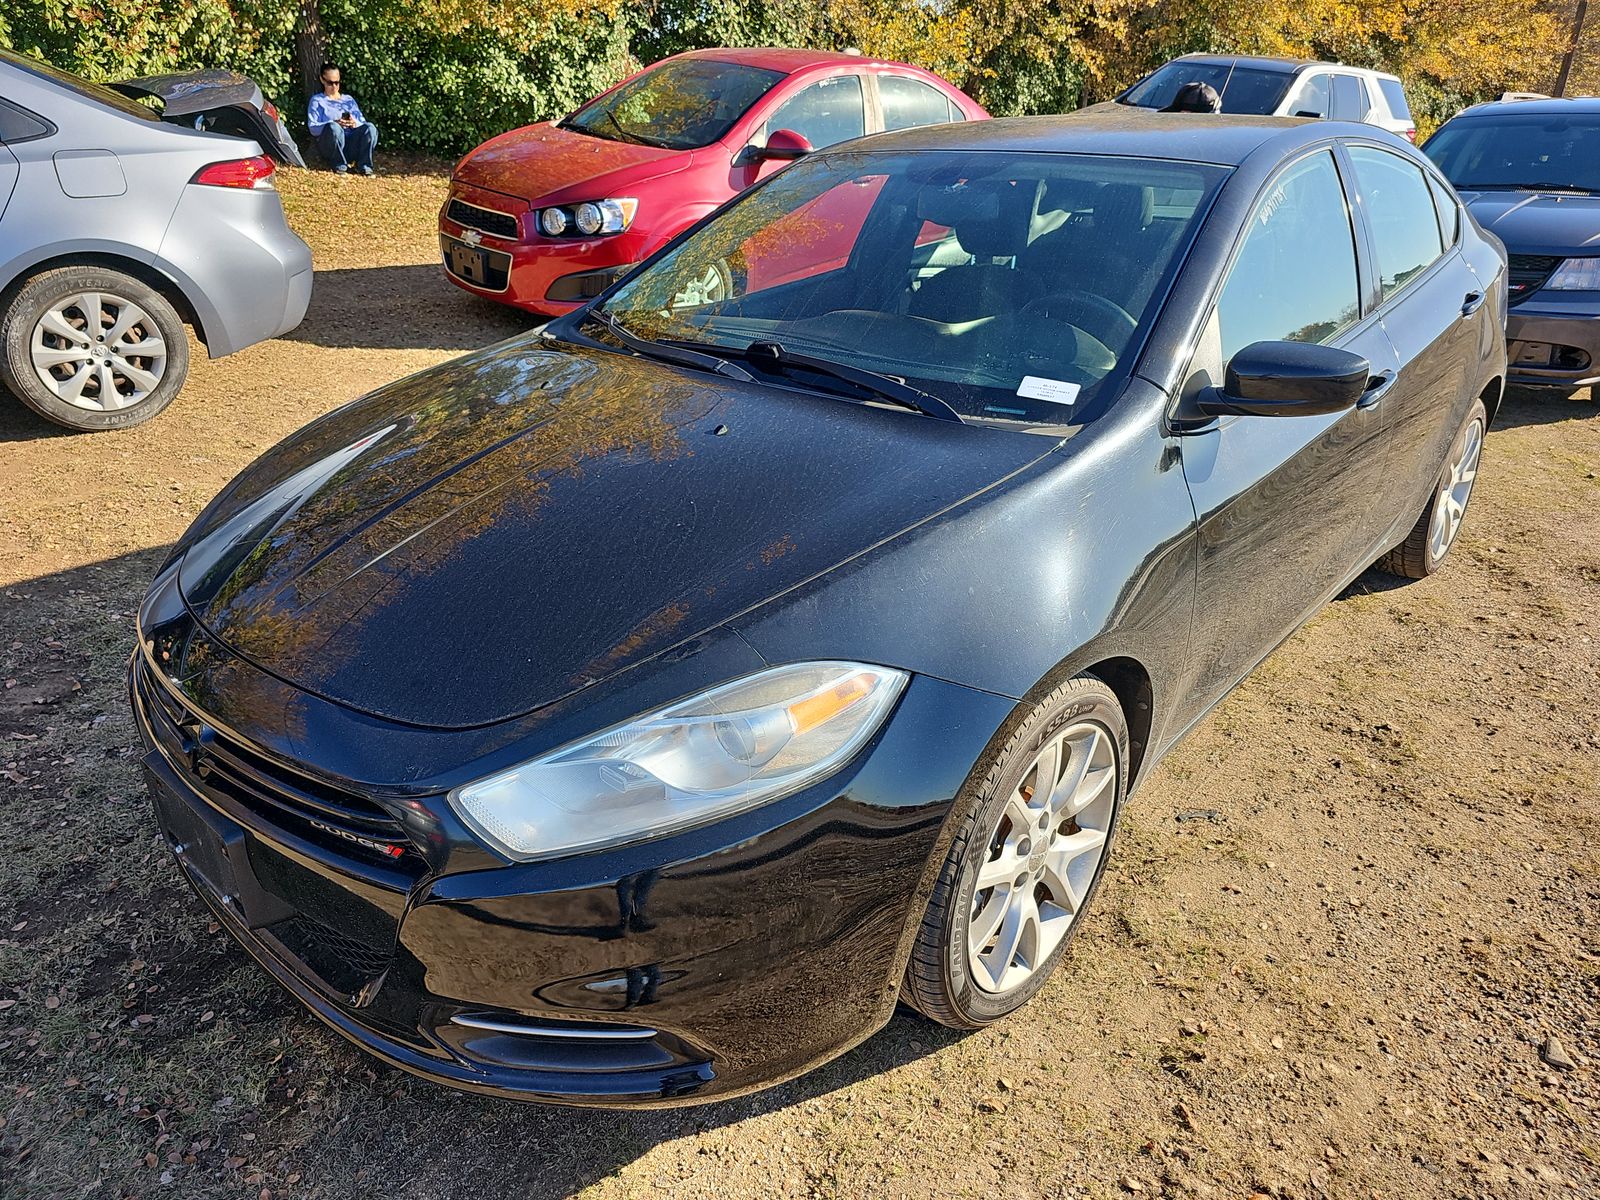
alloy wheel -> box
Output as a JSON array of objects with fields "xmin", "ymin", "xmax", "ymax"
[
  {"xmin": 30, "ymin": 291, "xmax": 168, "ymax": 412},
  {"xmin": 967, "ymin": 721, "xmax": 1117, "ymax": 994},
  {"xmin": 1428, "ymin": 415, "xmax": 1483, "ymax": 561}
]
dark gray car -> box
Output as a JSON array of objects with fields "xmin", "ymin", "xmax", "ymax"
[
  {"xmin": 0, "ymin": 50, "xmax": 312, "ymax": 430},
  {"xmin": 1425, "ymin": 97, "xmax": 1600, "ymax": 390}
]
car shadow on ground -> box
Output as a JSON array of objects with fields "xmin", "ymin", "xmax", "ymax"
[{"xmin": 278, "ymin": 263, "xmax": 537, "ymax": 351}]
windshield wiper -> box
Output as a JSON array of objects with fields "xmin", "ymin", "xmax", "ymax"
[
  {"xmin": 1515, "ymin": 182, "xmax": 1596, "ymax": 195},
  {"xmin": 737, "ymin": 340, "xmax": 964, "ymax": 423},
  {"xmin": 583, "ymin": 309, "xmax": 755, "ymax": 381}
]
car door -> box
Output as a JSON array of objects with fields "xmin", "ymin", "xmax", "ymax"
[
  {"xmin": 1173, "ymin": 146, "xmax": 1400, "ymax": 718},
  {"xmin": 1342, "ymin": 142, "xmax": 1485, "ymax": 544}
]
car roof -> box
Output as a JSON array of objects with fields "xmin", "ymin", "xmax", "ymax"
[
  {"xmin": 1453, "ymin": 95, "xmax": 1600, "ymax": 117},
  {"xmin": 841, "ymin": 109, "xmax": 1348, "ymax": 167},
  {"xmin": 1168, "ymin": 53, "xmax": 1399, "ymax": 80},
  {"xmin": 673, "ymin": 46, "xmax": 904, "ymax": 75}
]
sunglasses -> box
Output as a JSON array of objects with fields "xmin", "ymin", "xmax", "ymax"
[{"xmin": 322, "ymin": 78, "xmax": 341, "ymax": 86}]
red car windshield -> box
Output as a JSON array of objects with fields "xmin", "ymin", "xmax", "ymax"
[{"xmin": 562, "ymin": 59, "xmax": 786, "ymax": 151}]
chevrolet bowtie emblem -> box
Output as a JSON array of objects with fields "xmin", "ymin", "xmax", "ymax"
[{"xmin": 462, "ymin": 229, "xmax": 482, "ymax": 246}]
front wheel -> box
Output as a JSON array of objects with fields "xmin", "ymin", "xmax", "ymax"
[
  {"xmin": 903, "ymin": 674, "xmax": 1127, "ymax": 1029},
  {"xmin": 0, "ymin": 266, "xmax": 189, "ymax": 431},
  {"xmin": 1377, "ymin": 398, "xmax": 1486, "ymax": 579}
]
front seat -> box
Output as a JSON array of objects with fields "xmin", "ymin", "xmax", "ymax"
[
  {"xmin": 908, "ymin": 181, "xmax": 1043, "ymax": 323},
  {"xmin": 1025, "ymin": 182, "xmax": 1155, "ymax": 309}
]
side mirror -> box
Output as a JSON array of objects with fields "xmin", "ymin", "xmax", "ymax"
[
  {"xmin": 754, "ymin": 128, "xmax": 813, "ymax": 161},
  {"xmin": 1199, "ymin": 341, "xmax": 1371, "ymax": 418}
]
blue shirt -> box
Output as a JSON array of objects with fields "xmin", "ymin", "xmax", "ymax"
[{"xmin": 308, "ymin": 92, "xmax": 365, "ymax": 135}]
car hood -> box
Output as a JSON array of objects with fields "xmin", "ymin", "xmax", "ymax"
[
  {"xmin": 1456, "ymin": 189, "xmax": 1600, "ymax": 257},
  {"xmin": 174, "ymin": 337, "xmax": 1055, "ymax": 729},
  {"xmin": 452, "ymin": 121, "xmax": 692, "ymax": 205}
]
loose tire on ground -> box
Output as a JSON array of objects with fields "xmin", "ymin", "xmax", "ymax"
[
  {"xmin": 1, "ymin": 266, "xmax": 189, "ymax": 432},
  {"xmin": 904, "ymin": 673, "xmax": 1128, "ymax": 1029}
]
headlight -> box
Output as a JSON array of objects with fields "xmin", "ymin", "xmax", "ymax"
[
  {"xmin": 448, "ymin": 662, "xmax": 907, "ymax": 862},
  {"xmin": 535, "ymin": 197, "xmax": 636, "ymax": 238},
  {"xmin": 538, "ymin": 207, "xmax": 569, "ymax": 236},
  {"xmin": 1545, "ymin": 256, "xmax": 1600, "ymax": 290}
]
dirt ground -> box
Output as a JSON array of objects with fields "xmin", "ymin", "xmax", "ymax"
[{"xmin": 0, "ymin": 161, "xmax": 1596, "ymax": 1200}]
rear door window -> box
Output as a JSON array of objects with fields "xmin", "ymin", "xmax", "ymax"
[
  {"xmin": 1331, "ymin": 75, "xmax": 1371, "ymax": 121},
  {"xmin": 879, "ymin": 75, "xmax": 957, "ymax": 131},
  {"xmin": 1348, "ymin": 145, "xmax": 1445, "ymax": 301},
  {"xmin": 767, "ymin": 76, "xmax": 866, "ymax": 149},
  {"xmin": 1216, "ymin": 150, "xmax": 1362, "ymax": 360},
  {"xmin": 0, "ymin": 99, "xmax": 53, "ymax": 143}
]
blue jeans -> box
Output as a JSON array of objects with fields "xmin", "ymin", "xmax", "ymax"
[{"xmin": 315, "ymin": 121, "xmax": 378, "ymax": 171}]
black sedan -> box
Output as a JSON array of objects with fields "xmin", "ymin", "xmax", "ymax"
[
  {"xmin": 131, "ymin": 111, "xmax": 1507, "ymax": 1106},
  {"xmin": 1424, "ymin": 96, "xmax": 1600, "ymax": 389}
]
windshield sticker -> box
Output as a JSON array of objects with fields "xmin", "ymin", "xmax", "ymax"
[{"xmin": 1017, "ymin": 376, "xmax": 1080, "ymax": 406}]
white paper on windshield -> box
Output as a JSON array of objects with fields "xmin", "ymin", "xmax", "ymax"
[{"xmin": 1017, "ymin": 376, "xmax": 1080, "ymax": 406}]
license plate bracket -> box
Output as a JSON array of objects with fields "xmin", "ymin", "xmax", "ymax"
[{"xmin": 448, "ymin": 241, "xmax": 488, "ymax": 285}]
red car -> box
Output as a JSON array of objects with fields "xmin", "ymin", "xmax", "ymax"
[{"xmin": 438, "ymin": 48, "xmax": 988, "ymax": 316}]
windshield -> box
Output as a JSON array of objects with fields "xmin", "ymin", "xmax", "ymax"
[
  {"xmin": 594, "ymin": 149, "xmax": 1227, "ymax": 424},
  {"xmin": 1425, "ymin": 113, "xmax": 1600, "ymax": 192},
  {"xmin": 562, "ymin": 59, "xmax": 785, "ymax": 151},
  {"xmin": 0, "ymin": 48, "xmax": 158, "ymax": 122},
  {"xmin": 1120, "ymin": 61, "xmax": 1294, "ymax": 115}
]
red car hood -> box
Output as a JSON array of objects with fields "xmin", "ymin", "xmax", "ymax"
[{"xmin": 453, "ymin": 121, "xmax": 694, "ymax": 204}]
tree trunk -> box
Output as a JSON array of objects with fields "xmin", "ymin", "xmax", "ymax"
[
  {"xmin": 1553, "ymin": 0, "xmax": 1588, "ymax": 97},
  {"xmin": 293, "ymin": 0, "xmax": 327, "ymax": 104}
]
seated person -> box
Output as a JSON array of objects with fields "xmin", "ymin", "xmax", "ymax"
[{"xmin": 307, "ymin": 64, "xmax": 379, "ymax": 175}]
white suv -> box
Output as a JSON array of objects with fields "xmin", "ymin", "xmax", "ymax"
[{"xmin": 1113, "ymin": 55, "xmax": 1417, "ymax": 141}]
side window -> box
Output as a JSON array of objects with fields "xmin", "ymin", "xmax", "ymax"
[
  {"xmin": 1348, "ymin": 145, "xmax": 1444, "ymax": 301},
  {"xmin": 766, "ymin": 76, "xmax": 865, "ymax": 149},
  {"xmin": 1290, "ymin": 74, "xmax": 1331, "ymax": 118},
  {"xmin": 1377, "ymin": 78, "xmax": 1412, "ymax": 122},
  {"xmin": 1216, "ymin": 150, "xmax": 1361, "ymax": 361},
  {"xmin": 1331, "ymin": 75, "xmax": 1370, "ymax": 121},
  {"xmin": 0, "ymin": 99, "xmax": 52, "ymax": 143},
  {"xmin": 1427, "ymin": 173, "xmax": 1460, "ymax": 245},
  {"xmin": 879, "ymin": 75, "xmax": 956, "ymax": 132}
]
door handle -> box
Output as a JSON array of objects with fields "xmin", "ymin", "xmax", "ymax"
[
  {"xmin": 1357, "ymin": 369, "xmax": 1396, "ymax": 410},
  {"xmin": 1460, "ymin": 290, "xmax": 1486, "ymax": 317}
]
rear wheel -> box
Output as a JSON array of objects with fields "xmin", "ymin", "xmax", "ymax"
[
  {"xmin": 1, "ymin": 266, "xmax": 189, "ymax": 431},
  {"xmin": 1377, "ymin": 398, "xmax": 1486, "ymax": 579},
  {"xmin": 903, "ymin": 674, "xmax": 1127, "ymax": 1028}
]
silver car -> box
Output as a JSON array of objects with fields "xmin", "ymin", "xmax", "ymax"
[{"xmin": 0, "ymin": 50, "xmax": 312, "ymax": 431}]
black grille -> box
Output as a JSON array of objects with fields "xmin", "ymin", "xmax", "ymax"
[
  {"xmin": 268, "ymin": 912, "xmax": 392, "ymax": 997},
  {"xmin": 134, "ymin": 659, "xmax": 418, "ymax": 868},
  {"xmin": 446, "ymin": 197, "xmax": 521, "ymax": 240},
  {"xmin": 1507, "ymin": 254, "xmax": 1562, "ymax": 304}
]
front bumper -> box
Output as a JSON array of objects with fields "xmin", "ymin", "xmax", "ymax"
[
  {"xmin": 437, "ymin": 187, "xmax": 647, "ymax": 318},
  {"xmin": 1505, "ymin": 293, "xmax": 1600, "ymax": 388},
  {"xmin": 129, "ymin": 590, "xmax": 1014, "ymax": 1106}
]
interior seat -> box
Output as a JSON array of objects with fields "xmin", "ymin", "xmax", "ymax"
[{"xmin": 907, "ymin": 181, "xmax": 1044, "ymax": 323}]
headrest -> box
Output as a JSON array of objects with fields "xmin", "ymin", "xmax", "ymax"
[
  {"xmin": 916, "ymin": 180, "xmax": 1035, "ymax": 258},
  {"xmin": 1094, "ymin": 183, "xmax": 1154, "ymax": 230}
]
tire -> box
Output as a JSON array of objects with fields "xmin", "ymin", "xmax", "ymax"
[
  {"xmin": 903, "ymin": 673, "xmax": 1128, "ymax": 1029},
  {"xmin": 1, "ymin": 266, "xmax": 189, "ymax": 431},
  {"xmin": 1376, "ymin": 398, "xmax": 1487, "ymax": 579}
]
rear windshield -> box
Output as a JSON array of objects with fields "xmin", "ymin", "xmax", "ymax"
[
  {"xmin": 0, "ymin": 48, "xmax": 158, "ymax": 122},
  {"xmin": 1119, "ymin": 61, "xmax": 1294, "ymax": 115},
  {"xmin": 562, "ymin": 59, "xmax": 785, "ymax": 151},
  {"xmin": 1377, "ymin": 78, "xmax": 1412, "ymax": 120},
  {"xmin": 1425, "ymin": 113, "xmax": 1600, "ymax": 192}
]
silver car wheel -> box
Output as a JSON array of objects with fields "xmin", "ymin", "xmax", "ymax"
[
  {"xmin": 967, "ymin": 721, "xmax": 1116, "ymax": 994},
  {"xmin": 30, "ymin": 291, "xmax": 168, "ymax": 412},
  {"xmin": 1427, "ymin": 415, "xmax": 1482, "ymax": 561}
]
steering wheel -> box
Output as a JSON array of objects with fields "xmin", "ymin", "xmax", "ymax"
[{"xmin": 1022, "ymin": 290, "xmax": 1137, "ymax": 352}]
